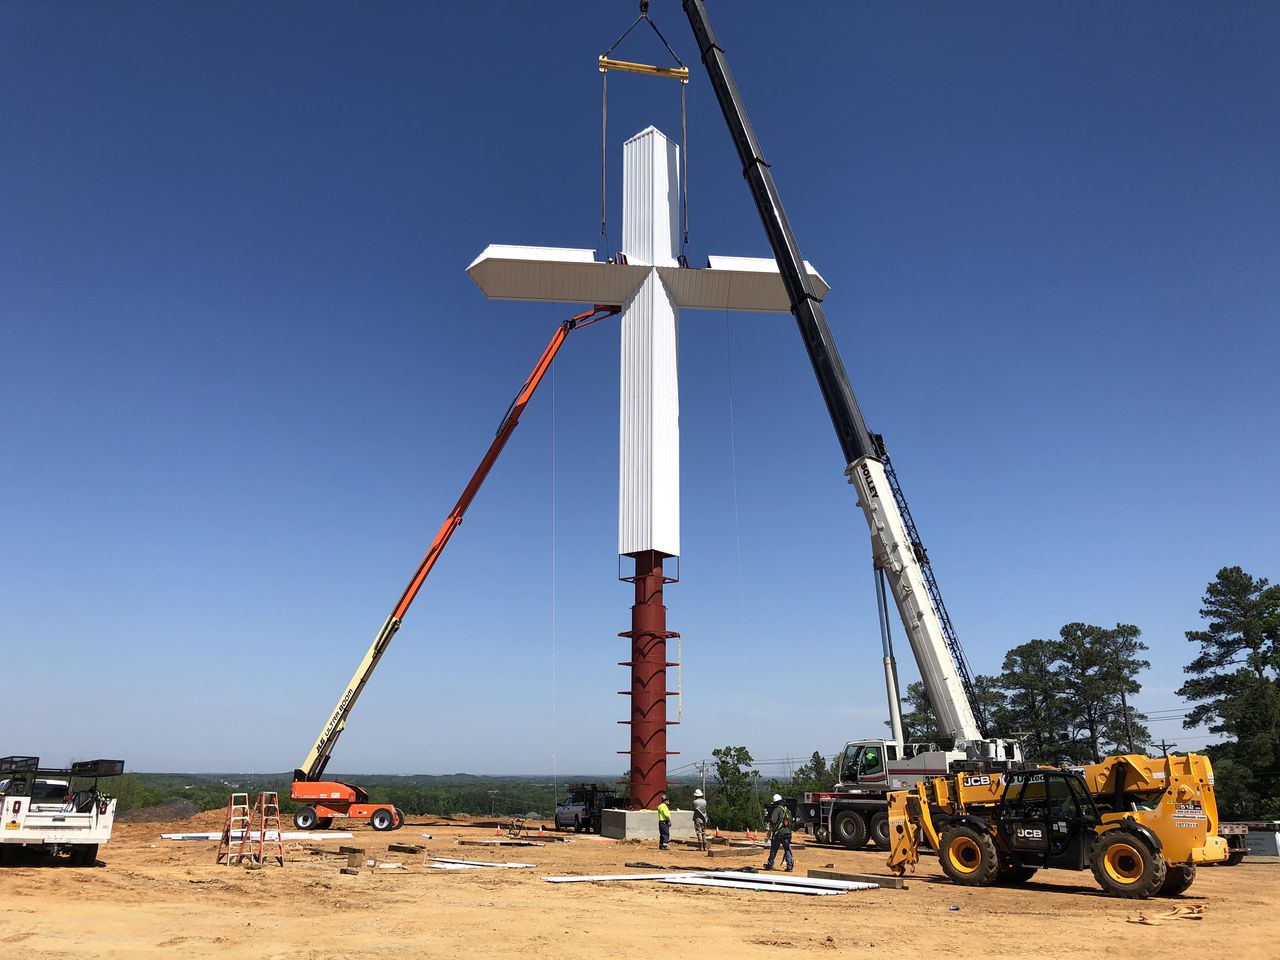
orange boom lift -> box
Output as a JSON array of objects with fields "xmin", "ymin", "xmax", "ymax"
[{"xmin": 290, "ymin": 306, "xmax": 619, "ymax": 830}]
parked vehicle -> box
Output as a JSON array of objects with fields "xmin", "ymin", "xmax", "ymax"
[
  {"xmin": 1, "ymin": 756, "xmax": 124, "ymax": 866},
  {"xmin": 554, "ymin": 783, "xmax": 623, "ymax": 833}
]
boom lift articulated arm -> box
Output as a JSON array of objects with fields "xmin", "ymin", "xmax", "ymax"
[
  {"xmin": 294, "ymin": 305, "xmax": 619, "ymax": 790},
  {"xmin": 682, "ymin": 0, "xmax": 995, "ymax": 752}
]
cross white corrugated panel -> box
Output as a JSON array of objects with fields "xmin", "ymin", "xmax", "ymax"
[
  {"xmin": 465, "ymin": 245, "xmax": 650, "ymax": 305},
  {"xmin": 619, "ymin": 270, "xmax": 680, "ymax": 557},
  {"xmin": 659, "ymin": 876, "xmax": 846, "ymax": 895},
  {"xmin": 622, "ymin": 127, "xmax": 680, "ymax": 266},
  {"xmin": 656, "ymin": 258, "xmax": 829, "ymax": 314},
  {"xmin": 713, "ymin": 871, "xmax": 879, "ymax": 890}
]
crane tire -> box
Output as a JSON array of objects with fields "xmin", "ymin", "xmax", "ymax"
[
  {"xmin": 939, "ymin": 824, "xmax": 1000, "ymax": 886},
  {"xmin": 1090, "ymin": 830, "xmax": 1167, "ymax": 899},
  {"xmin": 370, "ymin": 808, "xmax": 396, "ymax": 832},
  {"xmin": 1158, "ymin": 863, "xmax": 1196, "ymax": 897},
  {"xmin": 869, "ymin": 812, "xmax": 891, "ymax": 851},
  {"xmin": 833, "ymin": 810, "xmax": 868, "ymax": 849},
  {"xmin": 293, "ymin": 806, "xmax": 319, "ymax": 830}
]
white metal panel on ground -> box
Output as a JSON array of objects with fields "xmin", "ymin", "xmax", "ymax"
[
  {"xmin": 542, "ymin": 873, "xmax": 693, "ymax": 883},
  {"xmin": 622, "ymin": 127, "xmax": 680, "ymax": 266},
  {"xmin": 656, "ymin": 258, "xmax": 829, "ymax": 313},
  {"xmin": 466, "ymin": 245, "xmax": 649, "ymax": 305},
  {"xmin": 619, "ymin": 270, "xmax": 680, "ymax": 557},
  {"xmin": 713, "ymin": 871, "xmax": 878, "ymax": 890},
  {"xmin": 659, "ymin": 876, "xmax": 847, "ymax": 895},
  {"xmin": 430, "ymin": 858, "xmax": 534, "ymax": 869}
]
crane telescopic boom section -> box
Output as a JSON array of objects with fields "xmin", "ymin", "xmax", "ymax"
[
  {"xmin": 681, "ymin": 0, "xmax": 990, "ymax": 748},
  {"xmin": 294, "ymin": 306, "xmax": 619, "ymax": 786}
]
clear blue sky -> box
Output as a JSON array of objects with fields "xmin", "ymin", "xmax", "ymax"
[{"xmin": 3, "ymin": 2, "xmax": 1276, "ymax": 776}]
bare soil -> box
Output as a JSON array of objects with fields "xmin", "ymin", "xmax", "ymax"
[{"xmin": 2, "ymin": 813, "xmax": 1276, "ymax": 959}]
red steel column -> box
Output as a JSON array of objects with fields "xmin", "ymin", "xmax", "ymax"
[{"xmin": 619, "ymin": 550, "xmax": 678, "ymax": 811}]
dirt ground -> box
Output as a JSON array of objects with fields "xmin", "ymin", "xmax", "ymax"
[{"xmin": 2, "ymin": 812, "xmax": 1277, "ymax": 959}]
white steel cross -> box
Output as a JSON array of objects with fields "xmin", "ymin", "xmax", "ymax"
[{"xmin": 467, "ymin": 126, "xmax": 827, "ymax": 560}]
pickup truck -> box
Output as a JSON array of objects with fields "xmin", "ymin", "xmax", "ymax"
[
  {"xmin": 553, "ymin": 783, "xmax": 624, "ymax": 833},
  {"xmin": 1, "ymin": 756, "xmax": 125, "ymax": 866}
]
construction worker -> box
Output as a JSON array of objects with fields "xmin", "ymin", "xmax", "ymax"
[
  {"xmin": 762, "ymin": 793, "xmax": 794, "ymax": 872},
  {"xmin": 657, "ymin": 793, "xmax": 671, "ymax": 850},
  {"xmin": 692, "ymin": 788, "xmax": 708, "ymax": 851}
]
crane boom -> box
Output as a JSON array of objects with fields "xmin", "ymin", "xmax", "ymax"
[
  {"xmin": 681, "ymin": 0, "xmax": 987, "ymax": 746},
  {"xmin": 294, "ymin": 305, "xmax": 619, "ymax": 784}
]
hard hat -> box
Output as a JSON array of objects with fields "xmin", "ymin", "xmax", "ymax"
[
  {"xmin": 693, "ymin": 789, "xmax": 703, "ymax": 798},
  {"xmin": 661, "ymin": 793, "xmax": 668, "ymax": 800},
  {"xmin": 772, "ymin": 793, "xmax": 783, "ymax": 802}
]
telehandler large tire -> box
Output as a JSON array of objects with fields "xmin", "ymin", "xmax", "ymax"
[
  {"xmin": 1158, "ymin": 863, "xmax": 1196, "ymax": 897},
  {"xmin": 1090, "ymin": 831, "xmax": 1167, "ymax": 899},
  {"xmin": 938, "ymin": 824, "xmax": 1000, "ymax": 886}
]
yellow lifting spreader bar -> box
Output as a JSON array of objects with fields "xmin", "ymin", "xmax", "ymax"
[{"xmin": 598, "ymin": 55, "xmax": 689, "ymax": 83}]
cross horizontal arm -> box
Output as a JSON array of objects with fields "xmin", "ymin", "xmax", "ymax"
[{"xmin": 467, "ymin": 245, "xmax": 829, "ymax": 314}]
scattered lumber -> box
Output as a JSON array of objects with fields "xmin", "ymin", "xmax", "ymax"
[
  {"xmin": 340, "ymin": 867, "xmax": 361, "ymax": 876},
  {"xmin": 338, "ymin": 846, "xmax": 366, "ymax": 855},
  {"xmin": 705, "ymin": 846, "xmax": 761, "ymax": 858},
  {"xmin": 388, "ymin": 843, "xmax": 424, "ymax": 854},
  {"xmin": 807, "ymin": 868, "xmax": 905, "ymax": 890}
]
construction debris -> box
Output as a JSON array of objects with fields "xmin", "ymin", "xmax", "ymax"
[
  {"xmin": 659, "ymin": 876, "xmax": 844, "ymax": 896},
  {"xmin": 705, "ymin": 846, "xmax": 760, "ymax": 858},
  {"xmin": 457, "ymin": 839, "xmax": 544, "ymax": 848},
  {"xmin": 162, "ymin": 831, "xmax": 354, "ymax": 842},
  {"xmin": 427, "ymin": 858, "xmax": 534, "ymax": 870},
  {"xmin": 388, "ymin": 843, "xmax": 424, "ymax": 854},
  {"xmin": 1126, "ymin": 905, "xmax": 1207, "ymax": 925}
]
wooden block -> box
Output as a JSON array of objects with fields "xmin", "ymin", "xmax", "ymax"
[
  {"xmin": 705, "ymin": 846, "xmax": 761, "ymax": 858},
  {"xmin": 388, "ymin": 843, "xmax": 423, "ymax": 854},
  {"xmin": 338, "ymin": 846, "xmax": 366, "ymax": 855},
  {"xmin": 340, "ymin": 867, "xmax": 361, "ymax": 876},
  {"xmin": 807, "ymin": 868, "xmax": 905, "ymax": 890},
  {"xmin": 346, "ymin": 852, "xmax": 363, "ymax": 869}
]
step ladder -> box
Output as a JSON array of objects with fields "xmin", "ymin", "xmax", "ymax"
[
  {"xmin": 215, "ymin": 793, "xmax": 253, "ymax": 866},
  {"xmin": 251, "ymin": 792, "xmax": 285, "ymax": 867}
]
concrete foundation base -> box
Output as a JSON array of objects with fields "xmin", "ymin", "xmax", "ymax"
[{"xmin": 602, "ymin": 809, "xmax": 694, "ymax": 841}]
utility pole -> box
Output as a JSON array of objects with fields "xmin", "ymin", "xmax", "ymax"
[
  {"xmin": 695, "ymin": 760, "xmax": 708, "ymax": 798},
  {"xmin": 1155, "ymin": 739, "xmax": 1177, "ymax": 758},
  {"xmin": 1118, "ymin": 686, "xmax": 1136, "ymax": 754}
]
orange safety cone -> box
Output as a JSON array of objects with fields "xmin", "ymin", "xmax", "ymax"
[
  {"xmin": 495, "ymin": 825, "xmax": 502, "ymax": 836},
  {"xmin": 714, "ymin": 826, "xmax": 721, "ymax": 839}
]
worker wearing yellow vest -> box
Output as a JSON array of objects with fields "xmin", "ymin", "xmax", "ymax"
[{"xmin": 657, "ymin": 794, "xmax": 671, "ymax": 850}]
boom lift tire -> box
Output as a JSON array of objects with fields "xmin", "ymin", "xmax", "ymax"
[
  {"xmin": 393, "ymin": 809, "xmax": 405, "ymax": 830},
  {"xmin": 1158, "ymin": 863, "xmax": 1196, "ymax": 897},
  {"xmin": 869, "ymin": 811, "xmax": 891, "ymax": 851},
  {"xmin": 315, "ymin": 817, "xmax": 334, "ymax": 830},
  {"xmin": 1089, "ymin": 831, "xmax": 1167, "ymax": 899},
  {"xmin": 294, "ymin": 806, "xmax": 319, "ymax": 830},
  {"xmin": 938, "ymin": 824, "xmax": 1001, "ymax": 886},
  {"xmin": 834, "ymin": 810, "xmax": 868, "ymax": 849},
  {"xmin": 370, "ymin": 808, "xmax": 396, "ymax": 832}
]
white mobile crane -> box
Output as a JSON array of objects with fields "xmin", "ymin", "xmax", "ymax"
[{"xmin": 680, "ymin": 0, "xmax": 1022, "ymax": 849}]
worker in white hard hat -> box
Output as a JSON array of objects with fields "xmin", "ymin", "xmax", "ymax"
[
  {"xmin": 692, "ymin": 788, "xmax": 708, "ymax": 851},
  {"xmin": 763, "ymin": 793, "xmax": 794, "ymax": 872}
]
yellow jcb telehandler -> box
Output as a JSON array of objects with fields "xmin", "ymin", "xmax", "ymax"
[{"xmin": 886, "ymin": 753, "xmax": 1228, "ymax": 899}]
